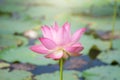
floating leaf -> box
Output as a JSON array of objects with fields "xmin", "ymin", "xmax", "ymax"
[
  {"xmin": 0, "ymin": 69, "xmax": 32, "ymax": 80},
  {"xmin": 76, "ymin": 16, "xmax": 120, "ymax": 31},
  {"xmin": 113, "ymin": 39, "xmax": 120, "ymax": 50},
  {"xmin": 0, "ymin": 47, "xmax": 57, "ymax": 65},
  {"xmin": 98, "ymin": 50, "xmax": 120, "ymax": 64},
  {"xmin": 24, "ymin": 6, "xmax": 66, "ymax": 19},
  {"xmin": 0, "ymin": 4, "xmax": 26, "ymax": 13},
  {"xmin": 35, "ymin": 70, "xmax": 81, "ymax": 80},
  {"xmin": 0, "ymin": 18, "xmax": 39, "ymax": 34},
  {"xmin": 83, "ymin": 66, "xmax": 120, "ymax": 80},
  {"xmin": 0, "ymin": 35, "xmax": 28, "ymax": 50},
  {"xmin": 80, "ymin": 35, "xmax": 110, "ymax": 55}
]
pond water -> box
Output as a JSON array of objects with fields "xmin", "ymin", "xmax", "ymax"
[{"xmin": 31, "ymin": 55, "xmax": 107, "ymax": 75}]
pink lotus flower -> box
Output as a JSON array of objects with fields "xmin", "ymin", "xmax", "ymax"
[{"xmin": 30, "ymin": 22, "xmax": 86, "ymax": 60}]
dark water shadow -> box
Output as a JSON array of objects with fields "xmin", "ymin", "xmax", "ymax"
[{"xmin": 30, "ymin": 55, "xmax": 107, "ymax": 75}]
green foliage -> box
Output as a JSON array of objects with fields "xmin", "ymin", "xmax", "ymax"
[
  {"xmin": 83, "ymin": 66, "xmax": 120, "ymax": 80},
  {"xmin": 0, "ymin": 35, "xmax": 28, "ymax": 49},
  {"xmin": 74, "ymin": 0, "xmax": 120, "ymax": 16},
  {"xmin": 0, "ymin": 47, "xmax": 57, "ymax": 65},
  {"xmin": 35, "ymin": 70, "xmax": 81, "ymax": 80},
  {"xmin": 0, "ymin": 4, "xmax": 26, "ymax": 13},
  {"xmin": 80, "ymin": 35, "xmax": 110, "ymax": 55},
  {"xmin": 24, "ymin": 6, "xmax": 65, "ymax": 19},
  {"xmin": 98, "ymin": 50, "xmax": 120, "ymax": 64},
  {"xmin": 113, "ymin": 39, "xmax": 120, "ymax": 50},
  {"xmin": 78, "ymin": 17, "xmax": 120, "ymax": 31},
  {"xmin": 0, "ymin": 69, "xmax": 32, "ymax": 80},
  {"xmin": 0, "ymin": 18, "xmax": 39, "ymax": 34}
]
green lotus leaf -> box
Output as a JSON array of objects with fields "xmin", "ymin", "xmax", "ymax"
[
  {"xmin": 98, "ymin": 50, "xmax": 120, "ymax": 64},
  {"xmin": 0, "ymin": 35, "xmax": 28, "ymax": 49},
  {"xmin": 83, "ymin": 66, "xmax": 120, "ymax": 80},
  {"xmin": 113, "ymin": 39, "xmax": 120, "ymax": 50},
  {"xmin": 0, "ymin": 18, "xmax": 39, "ymax": 34},
  {"xmin": 0, "ymin": 47, "xmax": 57, "ymax": 65},
  {"xmin": 80, "ymin": 35, "xmax": 110, "ymax": 55},
  {"xmin": 0, "ymin": 69, "xmax": 32, "ymax": 80},
  {"xmin": 35, "ymin": 70, "xmax": 82, "ymax": 80}
]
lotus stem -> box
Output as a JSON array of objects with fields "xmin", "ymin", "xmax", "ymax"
[
  {"xmin": 59, "ymin": 58, "xmax": 63, "ymax": 80},
  {"xmin": 110, "ymin": 0, "xmax": 117, "ymax": 49}
]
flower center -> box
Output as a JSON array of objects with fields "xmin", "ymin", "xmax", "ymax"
[{"xmin": 55, "ymin": 47, "xmax": 70, "ymax": 59}]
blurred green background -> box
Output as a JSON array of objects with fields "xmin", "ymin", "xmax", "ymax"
[{"xmin": 0, "ymin": 0, "xmax": 120, "ymax": 80}]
